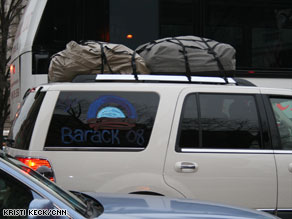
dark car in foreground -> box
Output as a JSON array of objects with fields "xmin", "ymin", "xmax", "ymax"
[{"xmin": 0, "ymin": 150, "xmax": 277, "ymax": 219}]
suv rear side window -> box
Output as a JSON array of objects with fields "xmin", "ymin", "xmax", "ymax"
[
  {"xmin": 177, "ymin": 93, "xmax": 262, "ymax": 150},
  {"xmin": 45, "ymin": 92, "xmax": 159, "ymax": 150},
  {"xmin": 9, "ymin": 91, "xmax": 46, "ymax": 150}
]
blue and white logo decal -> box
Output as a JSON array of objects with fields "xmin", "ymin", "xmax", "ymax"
[{"xmin": 87, "ymin": 95, "xmax": 137, "ymax": 130}]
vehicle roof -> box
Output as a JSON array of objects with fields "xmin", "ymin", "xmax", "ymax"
[
  {"xmin": 38, "ymin": 81, "xmax": 290, "ymax": 92},
  {"xmin": 39, "ymin": 82, "xmax": 253, "ymax": 91},
  {"xmin": 34, "ymin": 74, "xmax": 292, "ymax": 95}
]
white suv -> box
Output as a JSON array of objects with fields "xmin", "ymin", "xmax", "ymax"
[{"xmin": 5, "ymin": 74, "xmax": 292, "ymax": 218}]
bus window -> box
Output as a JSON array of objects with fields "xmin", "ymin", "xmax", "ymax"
[
  {"xmin": 32, "ymin": 0, "xmax": 109, "ymax": 74},
  {"xmin": 160, "ymin": 0, "xmax": 292, "ymax": 72}
]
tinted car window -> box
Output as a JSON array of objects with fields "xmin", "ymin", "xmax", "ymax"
[
  {"xmin": 177, "ymin": 93, "xmax": 262, "ymax": 150},
  {"xmin": 9, "ymin": 91, "xmax": 46, "ymax": 150},
  {"xmin": 45, "ymin": 92, "xmax": 159, "ymax": 150},
  {"xmin": 0, "ymin": 170, "xmax": 33, "ymax": 213},
  {"xmin": 177, "ymin": 94, "xmax": 199, "ymax": 148},
  {"xmin": 270, "ymin": 97, "xmax": 292, "ymax": 150}
]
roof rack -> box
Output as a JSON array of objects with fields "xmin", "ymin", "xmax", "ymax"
[
  {"xmin": 233, "ymin": 78, "xmax": 256, "ymax": 87},
  {"xmin": 72, "ymin": 74, "xmax": 237, "ymax": 85}
]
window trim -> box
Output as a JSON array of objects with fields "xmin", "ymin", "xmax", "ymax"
[
  {"xmin": 181, "ymin": 148, "xmax": 274, "ymax": 154},
  {"xmin": 43, "ymin": 146, "xmax": 144, "ymax": 152}
]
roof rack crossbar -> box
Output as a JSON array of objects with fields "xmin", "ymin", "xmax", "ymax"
[{"xmin": 94, "ymin": 74, "xmax": 236, "ymax": 84}]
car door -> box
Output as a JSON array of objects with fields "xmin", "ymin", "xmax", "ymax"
[
  {"xmin": 261, "ymin": 89, "xmax": 292, "ymax": 219},
  {"xmin": 163, "ymin": 87, "xmax": 277, "ymax": 212}
]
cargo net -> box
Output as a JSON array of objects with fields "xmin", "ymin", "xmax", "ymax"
[{"xmin": 135, "ymin": 36, "xmax": 236, "ymax": 83}]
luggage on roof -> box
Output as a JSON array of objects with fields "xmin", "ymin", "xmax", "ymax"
[
  {"xmin": 48, "ymin": 41, "xmax": 150, "ymax": 82},
  {"xmin": 136, "ymin": 36, "xmax": 236, "ymax": 79}
]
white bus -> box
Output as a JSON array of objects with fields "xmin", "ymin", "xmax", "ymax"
[{"xmin": 10, "ymin": 0, "xmax": 292, "ymax": 121}]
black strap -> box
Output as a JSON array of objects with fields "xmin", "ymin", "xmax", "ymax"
[
  {"xmin": 99, "ymin": 43, "xmax": 113, "ymax": 74},
  {"xmin": 99, "ymin": 43, "xmax": 105, "ymax": 74},
  {"xmin": 131, "ymin": 51, "xmax": 138, "ymax": 81},
  {"xmin": 79, "ymin": 40, "xmax": 113, "ymax": 74},
  {"xmin": 200, "ymin": 38, "xmax": 228, "ymax": 83},
  {"xmin": 173, "ymin": 37, "xmax": 192, "ymax": 82},
  {"xmin": 136, "ymin": 37, "xmax": 230, "ymax": 83}
]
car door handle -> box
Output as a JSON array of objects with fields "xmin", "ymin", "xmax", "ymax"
[
  {"xmin": 175, "ymin": 161, "xmax": 198, "ymax": 173},
  {"xmin": 288, "ymin": 163, "xmax": 292, "ymax": 173}
]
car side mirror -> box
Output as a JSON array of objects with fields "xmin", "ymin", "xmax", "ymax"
[{"xmin": 36, "ymin": 165, "xmax": 55, "ymax": 181}]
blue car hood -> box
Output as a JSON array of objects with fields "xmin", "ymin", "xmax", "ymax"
[{"xmin": 84, "ymin": 192, "xmax": 276, "ymax": 219}]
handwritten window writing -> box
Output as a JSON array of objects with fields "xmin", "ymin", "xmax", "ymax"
[
  {"xmin": 45, "ymin": 91, "xmax": 159, "ymax": 149},
  {"xmin": 61, "ymin": 127, "xmax": 145, "ymax": 146}
]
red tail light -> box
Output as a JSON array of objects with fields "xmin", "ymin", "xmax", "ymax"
[
  {"xmin": 16, "ymin": 157, "xmax": 55, "ymax": 182},
  {"xmin": 10, "ymin": 64, "xmax": 15, "ymax": 74}
]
